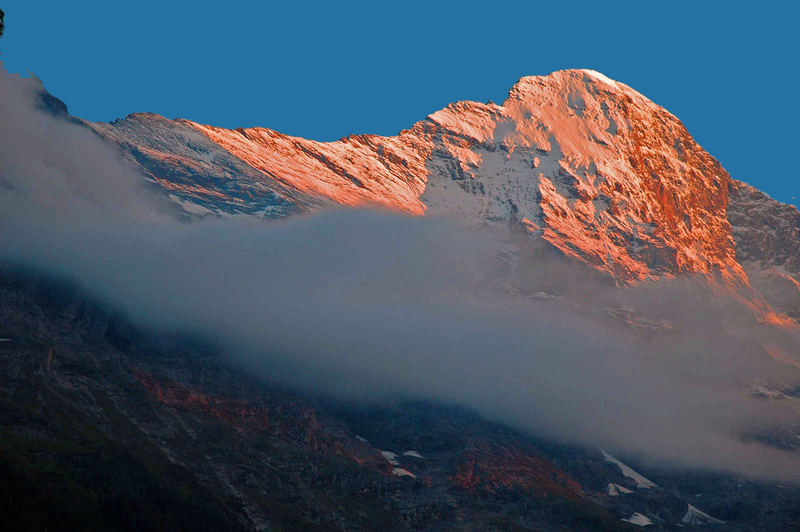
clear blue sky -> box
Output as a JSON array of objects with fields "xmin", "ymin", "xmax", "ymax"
[{"xmin": 1, "ymin": 1, "xmax": 797, "ymax": 206}]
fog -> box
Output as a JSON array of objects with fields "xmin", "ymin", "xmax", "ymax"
[{"xmin": 2, "ymin": 66, "xmax": 800, "ymax": 482}]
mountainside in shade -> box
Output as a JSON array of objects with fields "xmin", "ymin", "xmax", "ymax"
[
  {"xmin": 3, "ymin": 270, "xmax": 800, "ymax": 531},
  {"xmin": 0, "ymin": 271, "xmax": 642, "ymax": 531},
  {"xmin": 727, "ymin": 180, "xmax": 800, "ymax": 318}
]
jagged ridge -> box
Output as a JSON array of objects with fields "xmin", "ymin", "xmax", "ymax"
[{"xmin": 84, "ymin": 69, "xmax": 800, "ymax": 317}]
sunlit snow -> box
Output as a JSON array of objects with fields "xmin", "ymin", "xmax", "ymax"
[{"xmin": 581, "ymin": 69, "xmax": 619, "ymax": 88}]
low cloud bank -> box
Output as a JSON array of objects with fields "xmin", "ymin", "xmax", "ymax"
[{"xmin": 2, "ymin": 66, "xmax": 800, "ymax": 481}]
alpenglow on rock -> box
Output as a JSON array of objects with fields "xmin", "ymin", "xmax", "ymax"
[{"xmin": 84, "ymin": 69, "xmax": 799, "ymax": 310}]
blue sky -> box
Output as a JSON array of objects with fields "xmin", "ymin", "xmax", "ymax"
[{"xmin": 1, "ymin": 1, "xmax": 797, "ymax": 205}]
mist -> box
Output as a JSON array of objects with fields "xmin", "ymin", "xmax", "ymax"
[{"xmin": 2, "ymin": 66, "xmax": 800, "ymax": 483}]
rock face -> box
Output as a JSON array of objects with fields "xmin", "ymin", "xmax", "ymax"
[
  {"xmin": 420, "ymin": 70, "xmax": 742, "ymax": 284},
  {"xmin": 728, "ymin": 180, "xmax": 800, "ymax": 317},
  {"xmin": 87, "ymin": 69, "xmax": 748, "ymax": 285}
]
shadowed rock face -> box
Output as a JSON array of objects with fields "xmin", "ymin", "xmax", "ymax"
[
  {"xmin": 86, "ymin": 69, "xmax": 746, "ymax": 285},
  {"xmin": 4, "ymin": 270, "xmax": 800, "ymax": 530},
  {"xmin": 728, "ymin": 180, "xmax": 800, "ymax": 317},
  {"xmin": 0, "ymin": 271, "xmax": 629, "ymax": 531}
]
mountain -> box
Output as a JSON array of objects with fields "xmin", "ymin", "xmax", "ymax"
[
  {"xmin": 3, "ymin": 69, "xmax": 800, "ymax": 530},
  {"xmin": 83, "ymin": 69, "xmax": 800, "ymax": 323},
  {"xmin": 77, "ymin": 72, "xmax": 749, "ymax": 277}
]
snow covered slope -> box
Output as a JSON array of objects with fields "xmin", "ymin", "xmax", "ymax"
[{"xmin": 87, "ymin": 113, "xmax": 323, "ymax": 218}]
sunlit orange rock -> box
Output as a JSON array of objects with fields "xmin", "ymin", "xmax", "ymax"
[{"xmin": 174, "ymin": 69, "xmax": 745, "ymax": 285}]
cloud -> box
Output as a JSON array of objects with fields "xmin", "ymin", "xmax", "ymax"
[{"xmin": 2, "ymin": 65, "xmax": 800, "ymax": 482}]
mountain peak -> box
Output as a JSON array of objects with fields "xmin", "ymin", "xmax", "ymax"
[
  {"xmin": 89, "ymin": 70, "xmax": 748, "ymax": 286},
  {"xmin": 507, "ymin": 69, "xmax": 632, "ymax": 101}
]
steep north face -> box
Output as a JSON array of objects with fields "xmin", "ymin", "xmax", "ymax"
[{"xmin": 85, "ymin": 69, "xmax": 797, "ymax": 307}]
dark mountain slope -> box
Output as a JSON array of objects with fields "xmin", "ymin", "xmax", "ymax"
[{"xmin": 0, "ymin": 270, "xmax": 632, "ymax": 530}]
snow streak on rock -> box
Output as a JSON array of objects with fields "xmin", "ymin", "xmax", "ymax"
[
  {"xmin": 601, "ymin": 450, "xmax": 657, "ymax": 489},
  {"xmin": 680, "ymin": 504, "xmax": 725, "ymax": 525}
]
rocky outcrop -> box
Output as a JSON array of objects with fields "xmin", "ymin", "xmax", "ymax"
[{"xmin": 728, "ymin": 180, "xmax": 800, "ymax": 317}]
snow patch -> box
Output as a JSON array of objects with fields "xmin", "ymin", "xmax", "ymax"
[
  {"xmin": 581, "ymin": 69, "xmax": 619, "ymax": 88},
  {"xmin": 622, "ymin": 513, "xmax": 653, "ymax": 527},
  {"xmin": 402, "ymin": 450, "xmax": 424, "ymax": 459},
  {"xmin": 355, "ymin": 435, "xmax": 368, "ymax": 443},
  {"xmin": 381, "ymin": 450, "xmax": 399, "ymax": 465},
  {"xmin": 168, "ymin": 194, "xmax": 216, "ymax": 216},
  {"xmin": 392, "ymin": 467, "xmax": 416, "ymax": 478},
  {"xmin": 601, "ymin": 450, "xmax": 657, "ymax": 489},
  {"xmin": 680, "ymin": 504, "xmax": 724, "ymax": 525},
  {"xmin": 606, "ymin": 482, "xmax": 633, "ymax": 496}
]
